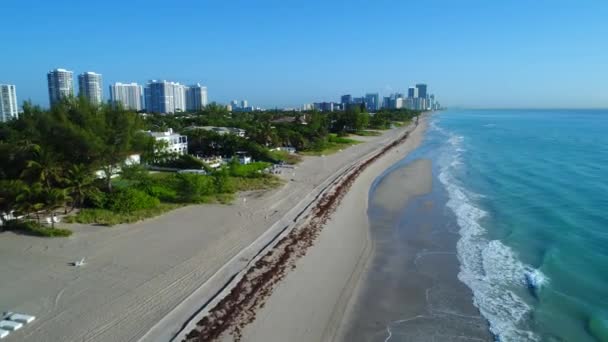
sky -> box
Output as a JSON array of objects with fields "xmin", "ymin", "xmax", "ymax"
[{"xmin": 1, "ymin": 0, "xmax": 607, "ymax": 109}]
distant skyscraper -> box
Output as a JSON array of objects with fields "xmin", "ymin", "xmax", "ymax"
[
  {"xmin": 383, "ymin": 96, "xmax": 392, "ymax": 109},
  {"xmin": 173, "ymin": 83, "xmax": 187, "ymax": 112},
  {"xmin": 109, "ymin": 82, "xmax": 143, "ymax": 111},
  {"xmin": 145, "ymin": 80, "xmax": 174, "ymax": 114},
  {"xmin": 241, "ymin": 100, "xmax": 248, "ymax": 108},
  {"xmin": 408, "ymin": 87, "xmax": 416, "ymax": 99},
  {"xmin": 0, "ymin": 84, "xmax": 18, "ymax": 122},
  {"xmin": 185, "ymin": 84, "xmax": 208, "ymax": 111},
  {"xmin": 365, "ymin": 93, "xmax": 380, "ymax": 112},
  {"xmin": 78, "ymin": 72, "xmax": 103, "ymax": 105},
  {"xmin": 231, "ymin": 100, "xmax": 238, "ymax": 109},
  {"xmin": 415, "ymin": 83, "xmax": 427, "ymax": 99},
  {"xmin": 143, "ymin": 80, "xmax": 191, "ymax": 114},
  {"xmin": 341, "ymin": 94, "xmax": 352, "ymax": 106},
  {"xmin": 47, "ymin": 68, "xmax": 74, "ymax": 106}
]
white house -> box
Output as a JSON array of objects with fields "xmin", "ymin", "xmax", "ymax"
[
  {"xmin": 147, "ymin": 128, "xmax": 188, "ymax": 155},
  {"xmin": 94, "ymin": 154, "xmax": 141, "ymax": 179},
  {"xmin": 184, "ymin": 126, "xmax": 246, "ymax": 138}
]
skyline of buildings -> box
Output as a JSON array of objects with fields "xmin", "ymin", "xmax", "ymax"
[
  {"xmin": 313, "ymin": 84, "xmax": 440, "ymax": 113},
  {"xmin": 3, "ymin": 68, "xmax": 439, "ymax": 118},
  {"xmin": 0, "ymin": 84, "xmax": 19, "ymax": 122}
]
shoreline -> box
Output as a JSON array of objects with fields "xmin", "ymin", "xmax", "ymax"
[
  {"xmin": 179, "ymin": 116, "xmax": 429, "ymax": 341},
  {"xmin": 0, "ymin": 121, "xmax": 418, "ymax": 342}
]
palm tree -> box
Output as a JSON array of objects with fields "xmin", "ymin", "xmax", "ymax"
[
  {"xmin": 21, "ymin": 148, "xmax": 64, "ymax": 189},
  {"xmin": 64, "ymin": 164, "xmax": 95, "ymax": 211},
  {"xmin": 41, "ymin": 188, "xmax": 72, "ymax": 228},
  {"xmin": 15, "ymin": 182, "xmax": 44, "ymax": 224},
  {"xmin": 0, "ymin": 180, "xmax": 24, "ymax": 225}
]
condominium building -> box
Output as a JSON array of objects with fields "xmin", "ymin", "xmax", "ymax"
[
  {"xmin": 0, "ymin": 84, "xmax": 18, "ymax": 122},
  {"xmin": 173, "ymin": 83, "xmax": 187, "ymax": 112},
  {"xmin": 365, "ymin": 93, "xmax": 380, "ymax": 112},
  {"xmin": 144, "ymin": 80, "xmax": 188, "ymax": 114},
  {"xmin": 415, "ymin": 83, "xmax": 427, "ymax": 99},
  {"xmin": 408, "ymin": 86, "xmax": 417, "ymax": 99},
  {"xmin": 341, "ymin": 94, "xmax": 352, "ymax": 106},
  {"xmin": 109, "ymin": 82, "xmax": 143, "ymax": 111},
  {"xmin": 185, "ymin": 83, "xmax": 208, "ymax": 111},
  {"xmin": 47, "ymin": 68, "xmax": 74, "ymax": 106},
  {"xmin": 78, "ymin": 72, "xmax": 103, "ymax": 105}
]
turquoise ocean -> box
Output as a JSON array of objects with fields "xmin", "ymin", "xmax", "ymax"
[{"xmin": 429, "ymin": 109, "xmax": 608, "ymax": 341}]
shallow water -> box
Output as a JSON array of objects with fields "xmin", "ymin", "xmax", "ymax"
[
  {"xmin": 342, "ymin": 135, "xmax": 491, "ymax": 341},
  {"xmin": 431, "ymin": 109, "xmax": 608, "ymax": 341}
]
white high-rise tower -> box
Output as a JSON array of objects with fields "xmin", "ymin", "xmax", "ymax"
[
  {"xmin": 109, "ymin": 82, "xmax": 143, "ymax": 111},
  {"xmin": 47, "ymin": 68, "xmax": 74, "ymax": 106},
  {"xmin": 78, "ymin": 72, "xmax": 103, "ymax": 105},
  {"xmin": 0, "ymin": 84, "xmax": 18, "ymax": 122}
]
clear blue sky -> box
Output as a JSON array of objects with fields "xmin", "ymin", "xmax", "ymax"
[{"xmin": 1, "ymin": 0, "xmax": 607, "ymax": 109}]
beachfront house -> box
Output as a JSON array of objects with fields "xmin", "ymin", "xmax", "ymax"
[
  {"xmin": 147, "ymin": 128, "xmax": 188, "ymax": 156},
  {"xmin": 184, "ymin": 126, "xmax": 246, "ymax": 137}
]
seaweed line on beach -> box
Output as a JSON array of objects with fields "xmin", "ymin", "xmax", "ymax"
[{"xmin": 183, "ymin": 124, "xmax": 416, "ymax": 342}]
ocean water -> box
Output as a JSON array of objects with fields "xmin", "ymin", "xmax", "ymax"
[{"xmin": 430, "ymin": 109, "xmax": 608, "ymax": 341}]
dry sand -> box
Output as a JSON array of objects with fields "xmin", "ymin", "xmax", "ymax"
[
  {"xmin": 212, "ymin": 118, "xmax": 429, "ymax": 342},
  {"xmin": 0, "ymin": 122, "xmax": 417, "ymax": 342}
]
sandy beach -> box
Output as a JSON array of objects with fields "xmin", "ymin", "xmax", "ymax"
[
  {"xmin": 173, "ymin": 117, "xmax": 428, "ymax": 342},
  {"xmin": 0, "ymin": 120, "xmax": 418, "ymax": 342}
]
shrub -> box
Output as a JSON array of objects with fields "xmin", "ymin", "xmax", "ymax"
[
  {"xmin": 64, "ymin": 204, "xmax": 182, "ymax": 226},
  {"xmin": 2, "ymin": 220, "xmax": 72, "ymax": 237},
  {"xmin": 156, "ymin": 154, "xmax": 208, "ymax": 170},
  {"xmin": 84, "ymin": 188, "xmax": 108, "ymax": 209},
  {"xmin": 175, "ymin": 173, "xmax": 216, "ymax": 202},
  {"xmin": 228, "ymin": 161, "xmax": 271, "ymax": 178},
  {"xmin": 146, "ymin": 184, "xmax": 179, "ymax": 202},
  {"xmin": 107, "ymin": 188, "xmax": 160, "ymax": 213}
]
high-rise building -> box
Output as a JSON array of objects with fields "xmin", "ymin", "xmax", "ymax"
[
  {"xmin": 145, "ymin": 80, "xmax": 174, "ymax": 114},
  {"xmin": 143, "ymin": 80, "xmax": 190, "ymax": 114},
  {"xmin": 185, "ymin": 84, "xmax": 208, "ymax": 111},
  {"xmin": 365, "ymin": 93, "xmax": 380, "ymax": 112},
  {"xmin": 415, "ymin": 83, "xmax": 427, "ymax": 99},
  {"xmin": 0, "ymin": 84, "xmax": 18, "ymax": 122},
  {"xmin": 109, "ymin": 82, "xmax": 143, "ymax": 111},
  {"xmin": 78, "ymin": 72, "xmax": 103, "ymax": 105},
  {"xmin": 241, "ymin": 100, "xmax": 248, "ymax": 109},
  {"xmin": 47, "ymin": 68, "xmax": 74, "ymax": 106},
  {"xmin": 395, "ymin": 97, "xmax": 404, "ymax": 109},
  {"xmin": 341, "ymin": 94, "xmax": 352, "ymax": 106},
  {"xmin": 408, "ymin": 87, "xmax": 416, "ymax": 99},
  {"xmin": 383, "ymin": 96, "xmax": 392, "ymax": 109},
  {"xmin": 173, "ymin": 83, "xmax": 187, "ymax": 112}
]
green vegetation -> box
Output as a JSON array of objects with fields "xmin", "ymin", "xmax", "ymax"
[
  {"xmin": 269, "ymin": 150, "xmax": 302, "ymax": 164},
  {"xmin": 300, "ymin": 134, "xmax": 361, "ymax": 156},
  {"xmin": 354, "ymin": 130, "xmax": 382, "ymax": 136},
  {"xmin": 1, "ymin": 220, "xmax": 72, "ymax": 237},
  {"xmin": 0, "ymin": 98, "xmax": 419, "ymax": 232},
  {"xmin": 64, "ymin": 203, "xmax": 182, "ymax": 226}
]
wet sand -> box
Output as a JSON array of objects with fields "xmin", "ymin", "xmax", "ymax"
[
  {"xmin": 216, "ymin": 118, "xmax": 430, "ymax": 342},
  {"xmin": 339, "ymin": 156, "xmax": 492, "ymax": 341}
]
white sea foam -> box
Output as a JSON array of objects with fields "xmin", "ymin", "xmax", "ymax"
[{"xmin": 435, "ymin": 122, "xmax": 547, "ymax": 341}]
